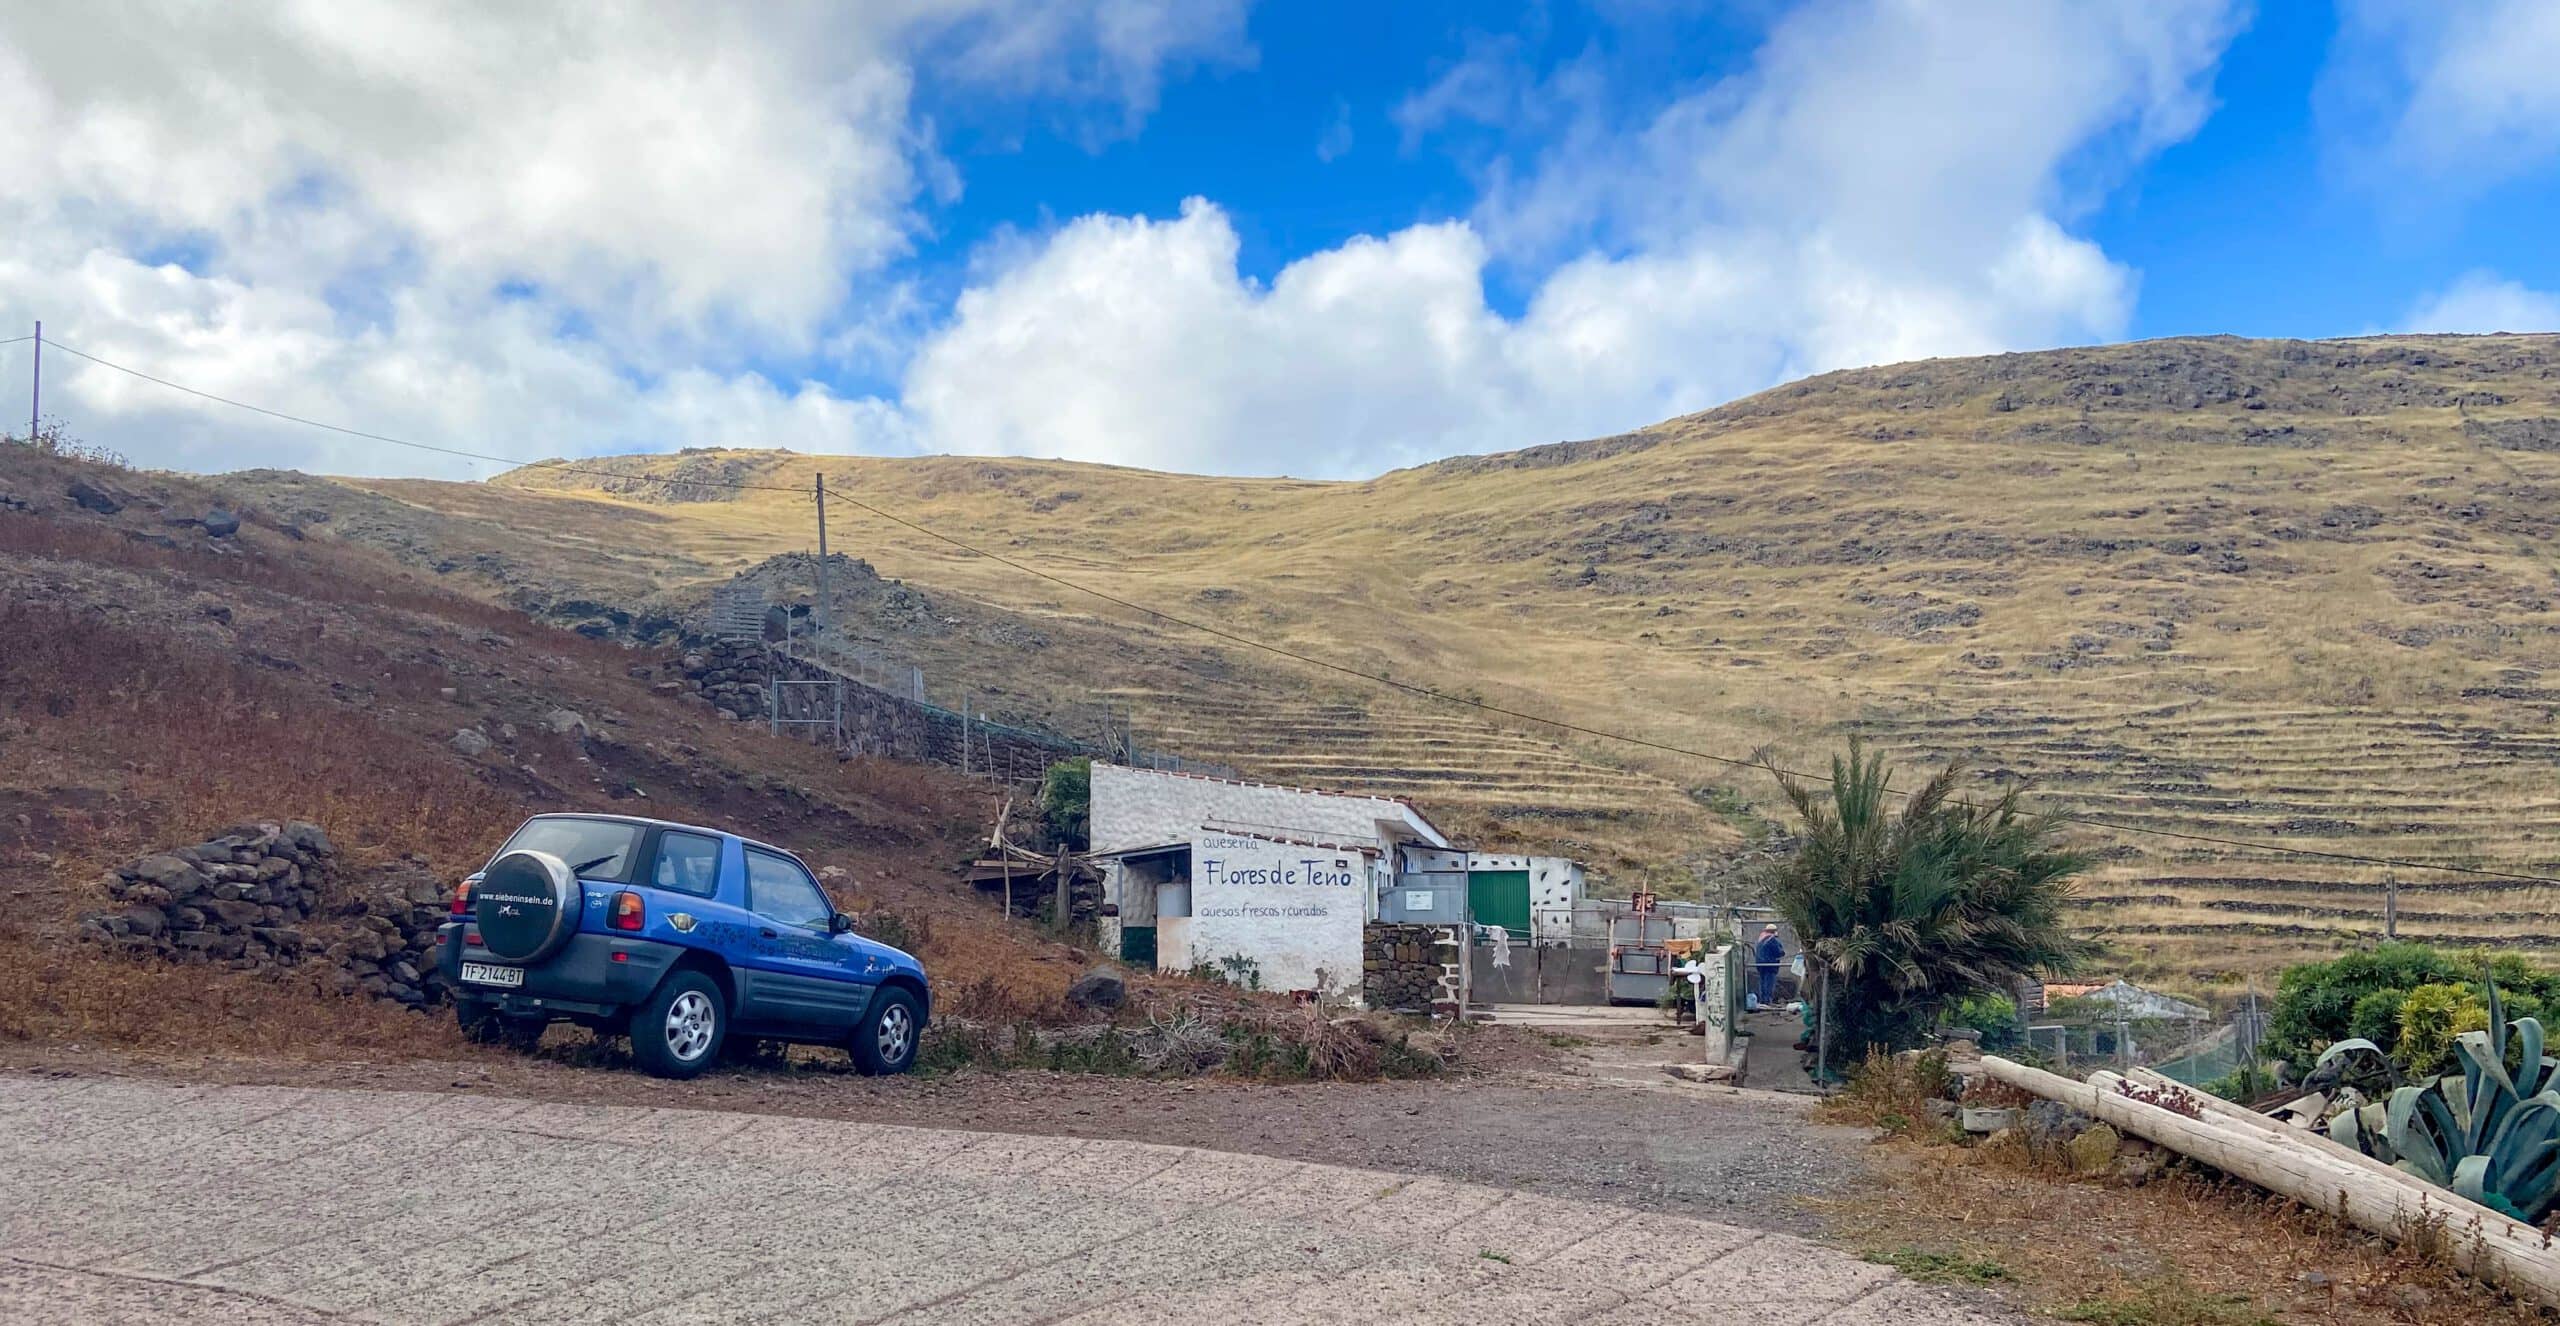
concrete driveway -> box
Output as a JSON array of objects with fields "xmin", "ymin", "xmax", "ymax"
[{"xmin": 0, "ymin": 1075, "xmax": 2010, "ymax": 1325}]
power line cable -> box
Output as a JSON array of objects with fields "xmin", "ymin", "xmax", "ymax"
[
  {"xmin": 0, "ymin": 334, "xmax": 36, "ymax": 346},
  {"xmin": 38, "ymin": 334, "xmax": 2560, "ymax": 887},
  {"xmin": 41, "ymin": 339, "xmax": 813, "ymax": 498}
]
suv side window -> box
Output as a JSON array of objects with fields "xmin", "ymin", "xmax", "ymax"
[
  {"xmin": 651, "ymin": 832, "xmax": 721, "ymax": 898},
  {"xmin": 745, "ymin": 849, "xmax": 831, "ymax": 931}
]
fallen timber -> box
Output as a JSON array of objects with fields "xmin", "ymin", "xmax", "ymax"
[{"xmin": 1977, "ymin": 1054, "xmax": 2560, "ymax": 1310}]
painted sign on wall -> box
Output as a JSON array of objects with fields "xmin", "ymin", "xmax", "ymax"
[{"xmin": 1185, "ymin": 832, "xmax": 1366, "ymax": 996}]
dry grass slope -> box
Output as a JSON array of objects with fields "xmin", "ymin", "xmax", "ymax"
[{"xmin": 234, "ymin": 334, "xmax": 2560, "ymax": 982}]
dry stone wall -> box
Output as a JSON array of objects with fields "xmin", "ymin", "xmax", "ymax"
[
  {"xmin": 675, "ymin": 638, "xmax": 1095, "ymax": 783},
  {"xmin": 1363, "ymin": 923, "xmax": 1462, "ymax": 1017},
  {"xmin": 79, "ymin": 820, "xmax": 456, "ymax": 1008}
]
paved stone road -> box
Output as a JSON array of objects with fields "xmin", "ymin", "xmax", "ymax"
[{"xmin": 0, "ymin": 1075, "xmax": 2012, "ymax": 1324}]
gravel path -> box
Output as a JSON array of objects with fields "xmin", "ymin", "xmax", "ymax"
[{"xmin": 0, "ymin": 1075, "xmax": 2013, "ymax": 1325}]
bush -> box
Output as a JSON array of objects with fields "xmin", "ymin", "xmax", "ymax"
[
  {"xmin": 2397, "ymin": 982, "xmax": 2490, "ymax": 1078},
  {"xmin": 1037, "ymin": 758, "xmax": 1091, "ymax": 850},
  {"xmin": 2345, "ymin": 987, "xmax": 2406, "ymax": 1054},
  {"xmin": 2264, "ymin": 942, "xmax": 2468, "ymax": 1066},
  {"xmin": 1941, "ymin": 992, "xmax": 2023, "ymax": 1052},
  {"xmin": 2263, "ymin": 943, "xmax": 2560, "ymax": 1074}
]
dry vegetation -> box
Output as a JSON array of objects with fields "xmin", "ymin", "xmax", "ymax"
[
  {"xmin": 0, "ymin": 443, "xmax": 1429, "ymax": 1081},
  {"xmin": 0, "ymin": 449, "xmax": 1084, "ymax": 1060},
  {"xmin": 259, "ymin": 333, "xmax": 2560, "ymax": 981},
  {"xmin": 1822, "ymin": 1131, "xmax": 2549, "ymax": 1325},
  {"xmin": 1812, "ymin": 1052, "xmax": 2552, "ymax": 1324}
]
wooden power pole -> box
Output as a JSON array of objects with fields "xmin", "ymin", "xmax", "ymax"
[{"xmin": 814, "ymin": 476, "xmax": 834, "ymax": 642}]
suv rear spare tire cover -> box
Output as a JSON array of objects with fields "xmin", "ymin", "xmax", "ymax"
[{"xmin": 474, "ymin": 849, "xmax": 580, "ymax": 962}]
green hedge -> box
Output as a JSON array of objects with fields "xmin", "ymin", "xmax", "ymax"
[{"xmin": 2265, "ymin": 943, "xmax": 2560, "ymax": 1070}]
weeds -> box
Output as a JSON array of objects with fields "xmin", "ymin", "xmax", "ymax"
[
  {"xmin": 2054, "ymin": 1278, "xmax": 2273, "ymax": 1326},
  {"xmin": 0, "ymin": 601, "xmax": 519, "ymax": 874},
  {"xmin": 1822, "ymin": 1046, "xmax": 1953, "ymax": 1135},
  {"xmin": 915, "ymin": 1008, "xmax": 1445, "ymax": 1083},
  {"xmin": 1860, "ymin": 1247, "xmax": 2009, "ymax": 1285},
  {"xmin": 0, "ymin": 928, "xmax": 452, "ymax": 1058}
]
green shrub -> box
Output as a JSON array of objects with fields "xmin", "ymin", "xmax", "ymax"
[
  {"xmin": 2345, "ymin": 987, "xmax": 2406, "ymax": 1054},
  {"xmin": 2396, "ymin": 982, "xmax": 2490, "ymax": 1077},
  {"xmin": 2264, "ymin": 943, "xmax": 2466, "ymax": 1066},
  {"xmin": 1037, "ymin": 758, "xmax": 1091, "ymax": 850},
  {"xmin": 1940, "ymin": 992, "xmax": 2023, "ymax": 1052}
]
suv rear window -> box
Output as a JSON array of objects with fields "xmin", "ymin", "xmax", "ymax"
[{"xmin": 495, "ymin": 817, "xmax": 643, "ymax": 882}]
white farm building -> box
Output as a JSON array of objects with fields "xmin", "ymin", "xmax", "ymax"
[{"xmin": 1088, "ymin": 762, "xmax": 1456, "ymax": 999}]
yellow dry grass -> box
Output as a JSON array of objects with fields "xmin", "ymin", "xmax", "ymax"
[{"xmin": 285, "ymin": 334, "xmax": 2560, "ymax": 982}]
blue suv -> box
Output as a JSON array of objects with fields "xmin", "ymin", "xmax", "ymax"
[{"xmin": 437, "ymin": 813, "xmax": 930, "ymax": 1078}]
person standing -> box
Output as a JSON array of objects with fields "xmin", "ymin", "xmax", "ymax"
[{"xmin": 1753, "ymin": 924, "xmax": 1785, "ymax": 1006}]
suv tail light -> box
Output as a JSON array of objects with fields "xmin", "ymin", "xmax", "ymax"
[
  {"xmin": 450, "ymin": 878, "xmax": 473, "ymax": 915},
  {"xmin": 609, "ymin": 891, "xmax": 645, "ymax": 932}
]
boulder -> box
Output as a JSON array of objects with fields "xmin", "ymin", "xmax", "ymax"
[
  {"xmin": 200, "ymin": 508, "xmax": 240, "ymax": 537},
  {"xmin": 66, "ymin": 479, "xmax": 122, "ymax": 514},
  {"xmin": 1065, "ymin": 966, "xmax": 1128, "ymax": 1012},
  {"xmin": 131, "ymin": 853, "xmax": 208, "ymax": 897},
  {"xmin": 451, "ymin": 727, "xmax": 493, "ymax": 758},
  {"xmin": 2066, "ymin": 1122, "xmax": 2123, "ymax": 1177},
  {"xmin": 544, "ymin": 708, "xmax": 588, "ymax": 736},
  {"xmin": 2111, "ymin": 1136, "xmax": 2168, "ymax": 1185},
  {"xmin": 284, "ymin": 821, "xmax": 333, "ymax": 857}
]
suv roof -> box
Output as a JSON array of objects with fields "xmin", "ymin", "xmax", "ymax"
[{"xmin": 515, "ymin": 812, "xmax": 801, "ymax": 866}]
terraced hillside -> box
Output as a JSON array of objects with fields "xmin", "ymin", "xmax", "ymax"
[{"xmin": 235, "ymin": 335, "xmax": 2560, "ymax": 981}]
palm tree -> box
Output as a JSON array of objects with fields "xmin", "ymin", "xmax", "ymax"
[{"xmin": 1752, "ymin": 741, "xmax": 2094, "ymax": 1070}]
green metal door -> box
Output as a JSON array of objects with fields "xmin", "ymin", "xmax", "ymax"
[
  {"xmin": 1467, "ymin": 869, "xmax": 1532, "ymax": 937},
  {"xmin": 1120, "ymin": 924, "xmax": 1158, "ymax": 968}
]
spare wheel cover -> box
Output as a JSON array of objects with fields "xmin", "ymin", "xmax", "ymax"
[{"xmin": 474, "ymin": 849, "xmax": 580, "ymax": 962}]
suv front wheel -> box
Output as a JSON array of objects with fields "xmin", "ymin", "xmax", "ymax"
[
  {"xmin": 850, "ymin": 986, "xmax": 921, "ymax": 1076},
  {"xmin": 630, "ymin": 970, "xmax": 728, "ymax": 1079}
]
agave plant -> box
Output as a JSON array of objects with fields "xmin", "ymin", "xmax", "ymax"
[{"xmin": 2322, "ymin": 979, "xmax": 2560, "ymax": 1221}]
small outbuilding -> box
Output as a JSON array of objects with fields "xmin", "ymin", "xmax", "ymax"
[{"xmin": 1089, "ymin": 762, "xmax": 1452, "ymax": 1000}]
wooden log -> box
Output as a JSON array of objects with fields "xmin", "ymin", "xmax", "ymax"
[
  {"xmin": 2118, "ymin": 1068, "xmax": 2470, "ymax": 1211},
  {"xmin": 1979, "ymin": 1055, "xmax": 2560, "ymax": 1308}
]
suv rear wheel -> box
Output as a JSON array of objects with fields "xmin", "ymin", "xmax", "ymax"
[
  {"xmin": 850, "ymin": 986, "xmax": 921, "ymax": 1076},
  {"xmin": 630, "ymin": 970, "xmax": 727, "ymax": 1079}
]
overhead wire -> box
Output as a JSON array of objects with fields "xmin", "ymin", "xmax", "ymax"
[
  {"xmin": 41, "ymin": 339, "xmax": 813, "ymax": 499},
  {"xmin": 32, "ymin": 334, "xmax": 2560, "ymax": 888}
]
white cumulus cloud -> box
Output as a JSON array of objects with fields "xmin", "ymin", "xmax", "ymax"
[
  {"xmin": 903, "ymin": 0, "xmax": 2240, "ymax": 476},
  {"xmin": 2403, "ymin": 271, "xmax": 2560, "ymax": 334},
  {"xmin": 2325, "ymin": 0, "xmax": 2560, "ymax": 193},
  {"xmin": 0, "ymin": 1, "xmax": 1245, "ymax": 477}
]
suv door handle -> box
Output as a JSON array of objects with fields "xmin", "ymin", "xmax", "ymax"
[{"xmin": 759, "ymin": 928, "xmax": 779, "ymax": 939}]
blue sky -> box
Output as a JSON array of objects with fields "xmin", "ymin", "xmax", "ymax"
[{"xmin": 2, "ymin": 1, "xmax": 2556, "ymax": 480}]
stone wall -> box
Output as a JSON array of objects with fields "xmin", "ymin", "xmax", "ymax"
[
  {"xmin": 78, "ymin": 820, "xmax": 456, "ymax": 1008},
  {"xmin": 1363, "ymin": 923, "xmax": 1463, "ymax": 1017},
  {"xmin": 675, "ymin": 639, "xmax": 1096, "ymax": 784}
]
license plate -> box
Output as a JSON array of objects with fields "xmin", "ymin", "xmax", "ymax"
[{"xmin": 461, "ymin": 962, "xmax": 524, "ymax": 988}]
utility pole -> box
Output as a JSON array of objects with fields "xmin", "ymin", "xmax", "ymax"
[
  {"xmin": 27, "ymin": 320, "xmax": 38, "ymax": 444},
  {"xmin": 813, "ymin": 472, "xmax": 831, "ymax": 640},
  {"xmin": 2384, "ymin": 872, "xmax": 2398, "ymax": 941}
]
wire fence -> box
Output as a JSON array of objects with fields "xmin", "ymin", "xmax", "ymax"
[{"xmin": 750, "ymin": 620, "xmax": 1235, "ymax": 787}]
